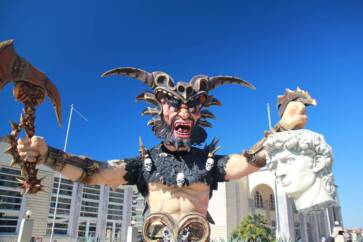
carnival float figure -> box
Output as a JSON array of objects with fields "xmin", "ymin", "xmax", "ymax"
[
  {"xmin": 0, "ymin": 40, "xmax": 315, "ymax": 241},
  {"xmin": 265, "ymin": 129, "xmax": 337, "ymax": 213}
]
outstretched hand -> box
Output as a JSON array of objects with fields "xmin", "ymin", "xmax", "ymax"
[
  {"xmin": 17, "ymin": 136, "xmax": 48, "ymax": 164},
  {"xmin": 279, "ymin": 101, "xmax": 307, "ymax": 130}
]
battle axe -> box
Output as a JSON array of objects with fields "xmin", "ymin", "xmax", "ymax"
[{"xmin": 0, "ymin": 39, "xmax": 62, "ymax": 194}]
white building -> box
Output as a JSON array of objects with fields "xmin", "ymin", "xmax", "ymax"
[{"xmin": 0, "ymin": 138, "xmax": 144, "ymax": 242}]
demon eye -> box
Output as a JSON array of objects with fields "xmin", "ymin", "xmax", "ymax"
[
  {"xmin": 188, "ymin": 104, "xmax": 201, "ymax": 113},
  {"xmin": 167, "ymin": 97, "xmax": 181, "ymax": 108}
]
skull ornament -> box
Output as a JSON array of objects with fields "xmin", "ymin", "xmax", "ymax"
[
  {"xmin": 163, "ymin": 227, "xmax": 172, "ymax": 241},
  {"xmin": 144, "ymin": 157, "xmax": 153, "ymax": 172},
  {"xmin": 205, "ymin": 157, "xmax": 215, "ymax": 171},
  {"xmin": 176, "ymin": 172, "xmax": 185, "ymax": 187}
]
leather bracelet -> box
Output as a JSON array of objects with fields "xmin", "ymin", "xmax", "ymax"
[
  {"xmin": 43, "ymin": 147, "xmax": 67, "ymax": 172},
  {"xmin": 44, "ymin": 146, "xmax": 102, "ymax": 183},
  {"xmin": 242, "ymin": 123, "xmax": 288, "ymax": 168}
]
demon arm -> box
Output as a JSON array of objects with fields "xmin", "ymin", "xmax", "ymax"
[
  {"xmin": 224, "ymin": 98, "xmax": 312, "ymax": 180},
  {"xmin": 43, "ymin": 146, "xmax": 129, "ymax": 187}
]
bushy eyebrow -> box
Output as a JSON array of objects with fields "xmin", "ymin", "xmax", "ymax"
[
  {"xmin": 166, "ymin": 97, "xmax": 181, "ymax": 107},
  {"xmin": 165, "ymin": 96, "xmax": 202, "ymax": 108}
]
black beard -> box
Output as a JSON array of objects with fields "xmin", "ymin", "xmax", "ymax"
[{"xmin": 152, "ymin": 119, "xmax": 207, "ymax": 151}]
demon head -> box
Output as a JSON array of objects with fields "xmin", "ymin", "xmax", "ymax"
[{"xmin": 102, "ymin": 67, "xmax": 255, "ymax": 151}]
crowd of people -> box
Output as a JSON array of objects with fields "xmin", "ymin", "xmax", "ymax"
[{"xmin": 324, "ymin": 222, "xmax": 363, "ymax": 242}]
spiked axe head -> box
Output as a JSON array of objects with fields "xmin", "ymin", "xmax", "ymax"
[
  {"xmin": 0, "ymin": 39, "xmax": 62, "ymax": 194},
  {"xmin": 0, "ymin": 39, "xmax": 62, "ymax": 126}
]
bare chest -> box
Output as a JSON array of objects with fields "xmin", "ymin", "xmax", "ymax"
[{"xmin": 147, "ymin": 182, "xmax": 210, "ymax": 219}]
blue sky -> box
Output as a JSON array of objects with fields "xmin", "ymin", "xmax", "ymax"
[{"xmin": 1, "ymin": 0, "xmax": 362, "ymax": 227}]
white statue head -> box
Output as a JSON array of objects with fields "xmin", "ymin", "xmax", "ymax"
[
  {"xmin": 144, "ymin": 157, "xmax": 153, "ymax": 172},
  {"xmin": 176, "ymin": 172, "xmax": 185, "ymax": 187},
  {"xmin": 264, "ymin": 129, "xmax": 337, "ymax": 212},
  {"xmin": 205, "ymin": 157, "xmax": 215, "ymax": 171}
]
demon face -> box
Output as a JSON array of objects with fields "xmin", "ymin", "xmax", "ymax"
[
  {"xmin": 158, "ymin": 94, "xmax": 204, "ymax": 149},
  {"xmin": 101, "ymin": 67, "xmax": 255, "ymax": 152}
]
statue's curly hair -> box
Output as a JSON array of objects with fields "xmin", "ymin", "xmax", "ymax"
[{"xmin": 264, "ymin": 129, "xmax": 336, "ymax": 196}]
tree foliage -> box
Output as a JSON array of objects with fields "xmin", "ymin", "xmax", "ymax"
[{"xmin": 231, "ymin": 213, "xmax": 275, "ymax": 242}]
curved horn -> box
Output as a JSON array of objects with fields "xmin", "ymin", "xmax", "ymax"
[
  {"xmin": 208, "ymin": 76, "xmax": 256, "ymax": 91},
  {"xmin": 101, "ymin": 67, "xmax": 155, "ymax": 88}
]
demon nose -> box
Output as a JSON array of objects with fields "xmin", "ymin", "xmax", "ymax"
[{"xmin": 179, "ymin": 104, "xmax": 190, "ymax": 119}]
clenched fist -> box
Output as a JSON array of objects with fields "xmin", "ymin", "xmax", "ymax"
[
  {"xmin": 17, "ymin": 136, "xmax": 48, "ymax": 164},
  {"xmin": 279, "ymin": 101, "xmax": 307, "ymax": 130}
]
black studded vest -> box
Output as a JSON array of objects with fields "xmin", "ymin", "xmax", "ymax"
[{"xmin": 123, "ymin": 143, "xmax": 228, "ymax": 198}]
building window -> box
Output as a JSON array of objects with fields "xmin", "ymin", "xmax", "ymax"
[
  {"xmin": 295, "ymin": 222, "xmax": 301, "ymax": 240},
  {"xmin": 132, "ymin": 189, "xmax": 145, "ymax": 232},
  {"xmin": 78, "ymin": 221, "xmax": 87, "ymax": 237},
  {"xmin": 47, "ymin": 177, "xmax": 73, "ymax": 235},
  {"xmin": 0, "ymin": 167, "xmax": 23, "ymax": 234},
  {"xmin": 105, "ymin": 188, "xmax": 124, "ymax": 241},
  {"xmin": 269, "ymin": 194, "xmax": 275, "ymax": 210},
  {"xmin": 77, "ymin": 221, "xmax": 96, "ymax": 238},
  {"xmin": 80, "ymin": 185, "xmax": 100, "ymax": 218},
  {"xmin": 254, "ymin": 191, "xmax": 264, "ymax": 209},
  {"xmin": 107, "ymin": 188, "xmax": 123, "ymax": 221}
]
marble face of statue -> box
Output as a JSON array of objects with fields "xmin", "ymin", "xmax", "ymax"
[
  {"xmin": 273, "ymin": 149, "xmax": 317, "ymax": 197},
  {"xmin": 265, "ymin": 129, "xmax": 337, "ymax": 213}
]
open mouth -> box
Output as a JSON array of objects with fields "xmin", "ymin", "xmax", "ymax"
[{"xmin": 173, "ymin": 120, "xmax": 193, "ymax": 139}]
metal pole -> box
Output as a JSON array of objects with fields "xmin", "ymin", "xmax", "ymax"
[
  {"xmin": 267, "ymin": 103, "xmax": 281, "ymax": 239},
  {"xmin": 267, "ymin": 103, "xmax": 272, "ymax": 130},
  {"xmin": 50, "ymin": 104, "xmax": 74, "ymax": 241}
]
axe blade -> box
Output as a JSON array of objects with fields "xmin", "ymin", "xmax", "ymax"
[{"xmin": 0, "ymin": 39, "xmax": 62, "ymax": 126}]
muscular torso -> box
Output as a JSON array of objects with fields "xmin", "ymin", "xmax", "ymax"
[
  {"xmin": 147, "ymin": 182, "xmax": 210, "ymax": 221},
  {"xmin": 52, "ymin": 143, "xmax": 230, "ymax": 222}
]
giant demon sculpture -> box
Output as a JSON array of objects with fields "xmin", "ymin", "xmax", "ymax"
[{"xmin": 1, "ymin": 40, "xmax": 314, "ymax": 241}]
